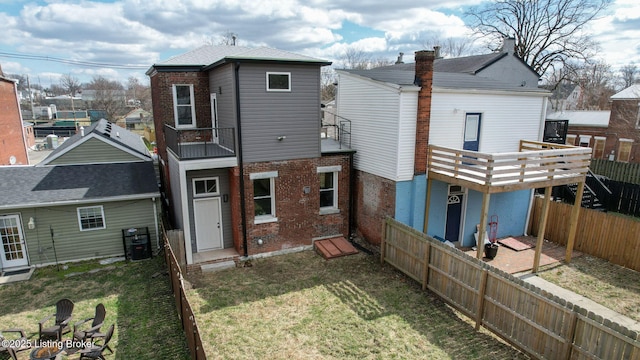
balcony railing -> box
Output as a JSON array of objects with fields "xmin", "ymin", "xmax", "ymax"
[
  {"xmin": 164, "ymin": 124, "xmax": 236, "ymax": 160},
  {"xmin": 427, "ymin": 140, "xmax": 593, "ymax": 192}
]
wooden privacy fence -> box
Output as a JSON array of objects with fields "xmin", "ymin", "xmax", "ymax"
[
  {"xmin": 590, "ymin": 159, "xmax": 640, "ymax": 186},
  {"xmin": 164, "ymin": 231, "xmax": 207, "ymax": 360},
  {"xmin": 381, "ymin": 218, "xmax": 640, "ymax": 360},
  {"xmin": 529, "ymin": 197, "xmax": 640, "ymax": 272}
]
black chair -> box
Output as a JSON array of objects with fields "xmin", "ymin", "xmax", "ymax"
[
  {"xmin": 38, "ymin": 298, "xmax": 74, "ymax": 341},
  {"xmin": 78, "ymin": 324, "xmax": 114, "ymax": 360},
  {"xmin": 0, "ymin": 328, "xmax": 31, "ymax": 360},
  {"xmin": 73, "ymin": 303, "xmax": 106, "ymax": 344}
]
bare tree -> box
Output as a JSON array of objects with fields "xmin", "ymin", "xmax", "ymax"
[
  {"xmin": 320, "ymin": 67, "xmax": 336, "ymax": 102},
  {"xmin": 60, "ymin": 74, "xmax": 82, "ymax": 96},
  {"xmin": 465, "ymin": 0, "xmax": 610, "ymax": 77},
  {"xmin": 421, "ymin": 36, "xmax": 480, "ymax": 58},
  {"xmin": 205, "ymin": 31, "xmax": 238, "ymax": 46},
  {"xmin": 569, "ymin": 60, "xmax": 616, "ymax": 110},
  {"xmin": 86, "ymin": 76, "xmax": 126, "ymax": 122},
  {"xmin": 338, "ymin": 48, "xmax": 393, "ymax": 70},
  {"xmin": 619, "ymin": 63, "xmax": 638, "ymax": 89},
  {"xmin": 127, "ymin": 76, "xmax": 151, "ymax": 110}
]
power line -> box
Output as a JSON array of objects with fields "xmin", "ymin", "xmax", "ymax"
[{"xmin": 0, "ymin": 50, "xmax": 148, "ymax": 69}]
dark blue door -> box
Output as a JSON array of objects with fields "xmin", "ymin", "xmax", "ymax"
[
  {"xmin": 463, "ymin": 113, "xmax": 482, "ymax": 152},
  {"xmin": 445, "ymin": 194, "xmax": 463, "ymax": 242}
]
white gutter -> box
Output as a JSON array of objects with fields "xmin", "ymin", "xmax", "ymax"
[
  {"xmin": 152, "ymin": 197, "xmax": 160, "ymax": 251},
  {"xmin": 0, "ymin": 193, "xmax": 160, "ymax": 211}
]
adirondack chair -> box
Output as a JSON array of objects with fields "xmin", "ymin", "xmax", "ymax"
[
  {"xmin": 38, "ymin": 298, "xmax": 74, "ymax": 340},
  {"xmin": 0, "ymin": 328, "xmax": 31, "ymax": 360},
  {"xmin": 78, "ymin": 324, "xmax": 114, "ymax": 360},
  {"xmin": 73, "ymin": 303, "xmax": 106, "ymax": 344}
]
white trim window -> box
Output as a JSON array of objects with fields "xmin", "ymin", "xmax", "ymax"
[
  {"xmin": 250, "ymin": 171, "xmax": 278, "ymax": 223},
  {"xmin": 318, "ymin": 165, "xmax": 341, "ymax": 214},
  {"xmin": 193, "ymin": 177, "xmax": 220, "ymax": 197},
  {"xmin": 266, "ymin": 72, "xmax": 291, "ymax": 92},
  {"xmin": 172, "ymin": 84, "xmax": 196, "ymax": 128},
  {"xmin": 77, "ymin": 205, "xmax": 106, "ymax": 231}
]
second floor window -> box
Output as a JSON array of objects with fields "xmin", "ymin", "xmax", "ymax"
[
  {"xmin": 172, "ymin": 84, "xmax": 196, "ymax": 128},
  {"xmin": 266, "ymin": 72, "xmax": 291, "ymax": 92}
]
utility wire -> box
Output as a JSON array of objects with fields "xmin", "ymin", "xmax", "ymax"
[{"xmin": 0, "ymin": 50, "xmax": 148, "ymax": 69}]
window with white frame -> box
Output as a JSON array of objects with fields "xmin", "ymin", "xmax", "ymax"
[
  {"xmin": 618, "ymin": 139, "xmax": 633, "ymax": 163},
  {"xmin": 593, "ymin": 137, "xmax": 606, "ymax": 159},
  {"xmin": 172, "ymin": 84, "xmax": 196, "ymax": 128},
  {"xmin": 193, "ymin": 177, "xmax": 219, "ymax": 197},
  {"xmin": 77, "ymin": 206, "xmax": 106, "ymax": 231},
  {"xmin": 318, "ymin": 166, "xmax": 341, "ymax": 214},
  {"xmin": 250, "ymin": 171, "xmax": 278, "ymax": 223},
  {"xmin": 266, "ymin": 72, "xmax": 291, "ymax": 92}
]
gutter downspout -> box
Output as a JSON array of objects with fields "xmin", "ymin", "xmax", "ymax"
[{"xmin": 235, "ymin": 62, "xmax": 249, "ymax": 257}]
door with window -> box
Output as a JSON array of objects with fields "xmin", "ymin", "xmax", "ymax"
[
  {"xmin": 445, "ymin": 186, "xmax": 465, "ymax": 243},
  {"xmin": 463, "ymin": 113, "xmax": 482, "ymax": 152},
  {"xmin": 0, "ymin": 215, "xmax": 28, "ymax": 269},
  {"xmin": 192, "ymin": 177, "xmax": 223, "ymax": 251},
  {"xmin": 210, "ymin": 93, "xmax": 219, "ymax": 144}
]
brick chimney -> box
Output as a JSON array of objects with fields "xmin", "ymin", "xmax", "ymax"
[{"xmin": 414, "ymin": 50, "xmax": 435, "ymax": 175}]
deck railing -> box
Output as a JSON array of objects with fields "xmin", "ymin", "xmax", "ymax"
[
  {"xmin": 427, "ymin": 140, "xmax": 592, "ymax": 190},
  {"xmin": 164, "ymin": 124, "xmax": 236, "ymax": 160}
]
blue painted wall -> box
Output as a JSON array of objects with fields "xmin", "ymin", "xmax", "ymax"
[
  {"xmin": 425, "ymin": 180, "xmax": 533, "ymax": 247},
  {"xmin": 394, "ymin": 174, "xmax": 426, "ymax": 231}
]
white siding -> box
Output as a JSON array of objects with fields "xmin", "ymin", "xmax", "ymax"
[
  {"xmin": 396, "ymin": 92, "xmax": 418, "ymax": 181},
  {"xmin": 430, "ymin": 91, "xmax": 546, "ymax": 153},
  {"xmin": 337, "ymin": 73, "xmax": 403, "ymax": 181}
]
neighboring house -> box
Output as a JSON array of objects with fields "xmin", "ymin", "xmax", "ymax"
[
  {"xmin": 0, "ymin": 69, "xmax": 29, "ymax": 165},
  {"xmin": 546, "ymin": 110, "xmax": 611, "ymax": 159},
  {"xmin": 548, "ymin": 84, "xmax": 640, "ymax": 163},
  {"xmin": 0, "ymin": 119, "xmax": 160, "ymax": 271},
  {"xmin": 546, "ymin": 83, "xmax": 582, "ymax": 112},
  {"xmin": 336, "ymin": 38, "xmax": 590, "ymax": 249},
  {"xmin": 116, "ymin": 108, "xmax": 155, "ymax": 143},
  {"xmin": 147, "ymin": 45, "xmax": 354, "ymax": 271}
]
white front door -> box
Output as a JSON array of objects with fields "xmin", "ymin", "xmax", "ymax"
[
  {"xmin": 0, "ymin": 215, "xmax": 29, "ymax": 269},
  {"xmin": 194, "ymin": 197, "xmax": 223, "ymax": 251}
]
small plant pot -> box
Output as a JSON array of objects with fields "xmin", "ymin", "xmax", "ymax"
[{"xmin": 485, "ymin": 243, "xmax": 499, "ymax": 259}]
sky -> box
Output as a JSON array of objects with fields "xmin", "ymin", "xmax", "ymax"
[{"xmin": 0, "ymin": 0, "xmax": 639, "ymax": 89}]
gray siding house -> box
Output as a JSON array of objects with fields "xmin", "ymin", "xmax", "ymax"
[
  {"xmin": 148, "ymin": 45, "xmax": 354, "ymax": 272},
  {"xmin": 0, "ymin": 120, "xmax": 160, "ymax": 271}
]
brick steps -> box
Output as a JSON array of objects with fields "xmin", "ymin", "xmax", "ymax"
[{"xmin": 314, "ymin": 237, "xmax": 358, "ymax": 260}]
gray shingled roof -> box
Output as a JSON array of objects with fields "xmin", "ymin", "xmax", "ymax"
[
  {"xmin": 0, "ymin": 162, "xmax": 159, "ymax": 209},
  {"xmin": 157, "ymin": 45, "xmax": 330, "ymax": 66},
  {"xmin": 340, "ymin": 68, "xmax": 548, "ymax": 93},
  {"xmin": 43, "ymin": 119, "xmax": 150, "ymax": 164}
]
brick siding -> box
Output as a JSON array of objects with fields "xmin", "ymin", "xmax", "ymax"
[
  {"xmin": 238, "ymin": 155, "xmax": 351, "ymax": 256},
  {"xmin": 353, "ymin": 170, "xmax": 395, "ymax": 245},
  {"xmin": 0, "ymin": 79, "xmax": 28, "ymax": 165}
]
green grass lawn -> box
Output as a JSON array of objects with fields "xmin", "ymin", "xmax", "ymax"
[
  {"xmin": 0, "ymin": 256, "xmax": 189, "ymax": 360},
  {"xmin": 538, "ymin": 254, "xmax": 640, "ymax": 322},
  {"xmin": 186, "ymin": 251, "xmax": 529, "ymax": 360}
]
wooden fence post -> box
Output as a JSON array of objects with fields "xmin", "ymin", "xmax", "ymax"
[
  {"xmin": 475, "ymin": 269, "xmax": 489, "ymax": 330},
  {"xmin": 380, "ymin": 219, "xmax": 387, "ymax": 265},
  {"xmin": 422, "ymin": 242, "xmax": 431, "ymax": 291},
  {"xmin": 565, "ymin": 312, "xmax": 579, "ymax": 359}
]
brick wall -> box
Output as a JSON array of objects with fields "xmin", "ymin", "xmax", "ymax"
[
  {"xmin": 353, "ymin": 170, "xmax": 395, "ymax": 245},
  {"xmin": 149, "ymin": 70, "xmax": 211, "ymax": 163},
  {"xmin": 0, "ymin": 79, "xmax": 28, "ymax": 165},
  {"xmin": 414, "ymin": 50, "xmax": 435, "ymax": 175},
  {"xmin": 240, "ymin": 155, "xmax": 351, "ymax": 256}
]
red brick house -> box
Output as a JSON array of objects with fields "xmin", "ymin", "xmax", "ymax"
[
  {"xmin": 0, "ymin": 68, "xmax": 29, "ymax": 165},
  {"xmin": 548, "ymin": 84, "xmax": 640, "ymax": 163},
  {"xmin": 147, "ymin": 46, "xmax": 354, "ymax": 271}
]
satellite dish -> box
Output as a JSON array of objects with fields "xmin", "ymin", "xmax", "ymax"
[{"xmin": 9, "ymin": 155, "xmax": 16, "ymax": 165}]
